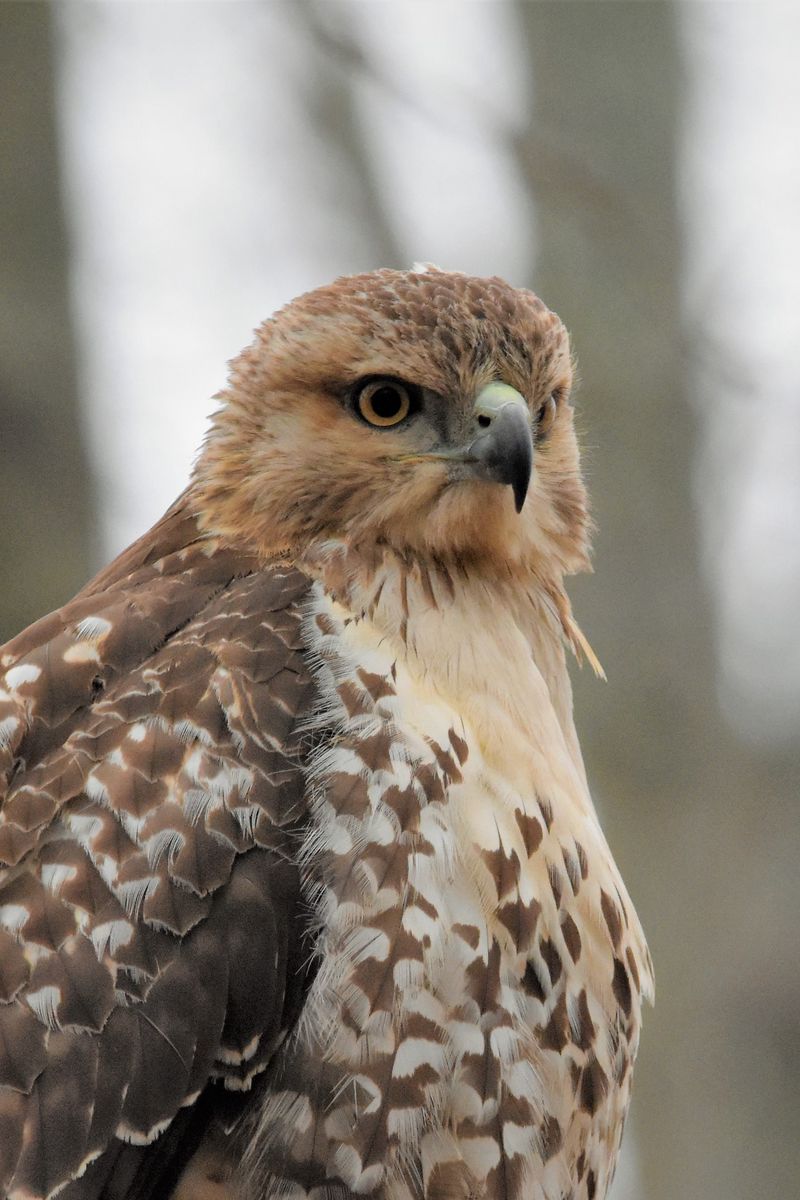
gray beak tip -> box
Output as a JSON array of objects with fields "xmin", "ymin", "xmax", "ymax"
[{"xmin": 513, "ymin": 471, "xmax": 530, "ymax": 513}]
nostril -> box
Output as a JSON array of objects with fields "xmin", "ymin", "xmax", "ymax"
[{"xmin": 477, "ymin": 414, "xmax": 492, "ymax": 428}]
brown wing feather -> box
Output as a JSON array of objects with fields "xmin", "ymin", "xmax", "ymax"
[{"xmin": 0, "ymin": 501, "xmax": 316, "ymax": 1199}]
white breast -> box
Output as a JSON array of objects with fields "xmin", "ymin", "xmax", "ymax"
[{"xmin": 248, "ymin": 559, "xmax": 652, "ymax": 1200}]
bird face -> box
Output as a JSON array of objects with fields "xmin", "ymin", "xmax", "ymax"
[
  {"xmin": 353, "ymin": 376, "xmax": 534, "ymax": 515},
  {"xmin": 195, "ymin": 269, "xmax": 590, "ymax": 578}
]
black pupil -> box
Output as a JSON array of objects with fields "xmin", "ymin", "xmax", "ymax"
[{"xmin": 369, "ymin": 386, "xmax": 403, "ymax": 419}]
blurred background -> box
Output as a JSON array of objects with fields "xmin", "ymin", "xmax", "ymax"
[{"xmin": 1, "ymin": 1, "xmax": 798, "ymax": 1196}]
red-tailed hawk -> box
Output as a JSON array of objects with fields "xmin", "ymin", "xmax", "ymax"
[{"xmin": 0, "ymin": 269, "xmax": 652, "ymax": 1200}]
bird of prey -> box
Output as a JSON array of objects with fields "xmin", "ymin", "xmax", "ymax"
[{"xmin": 0, "ymin": 268, "xmax": 652, "ymax": 1200}]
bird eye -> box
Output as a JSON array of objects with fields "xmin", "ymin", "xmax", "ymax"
[
  {"xmin": 537, "ymin": 394, "xmax": 558, "ymax": 438},
  {"xmin": 354, "ymin": 379, "xmax": 413, "ymax": 427}
]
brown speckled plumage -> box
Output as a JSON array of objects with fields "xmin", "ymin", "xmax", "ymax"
[{"xmin": 0, "ymin": 269, "xmax": 651, "ymax": 1200}]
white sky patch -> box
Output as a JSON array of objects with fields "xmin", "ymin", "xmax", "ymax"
[
  {"xmin": 53, "ymin": 1, "xmax": 533, "ymax": 558},
  {"xmin": 345, "ymin": 0, "xmax": 535, "ymax": 282},
  {"xmin": 54, "ymin": 2, "xmax": 361, "ymax": 554},
  {"xmin": 680, "ymin": 2, "xmax": 800, "ymax": 745}
]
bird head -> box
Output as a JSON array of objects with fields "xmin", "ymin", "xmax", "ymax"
[{"xmin": 195, "ymin": 268, "xmax": 590, "ymax": 582}]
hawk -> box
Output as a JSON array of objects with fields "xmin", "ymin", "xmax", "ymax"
[{"xmin": 0, "ymin": 269, "xmax": 652, "ymax": 1200}]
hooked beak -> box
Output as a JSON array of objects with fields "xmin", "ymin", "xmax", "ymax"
[
  {"xmin": 466, "ymin": 382, "xmax": 533, "ymax": 512},
  {"xmin": 392, "ymin": 381, "xmax": 534, "ymax": 512}
]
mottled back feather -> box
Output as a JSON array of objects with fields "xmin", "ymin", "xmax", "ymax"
[{"xmin": 0, "ymin": 500, "xmax": 316, "ymax": 1198}]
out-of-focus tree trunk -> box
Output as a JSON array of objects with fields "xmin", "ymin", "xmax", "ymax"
[
  {"xmin": 293, "ymin": 0, "xmax": 406, "ymax": 271},
  {"xmin": 0, "ymin": 0, "xmax": 93, "ymax": 641},
  {"xmin": 520, "ymin": 3, "xmax": 799, "ymax": 1198}
]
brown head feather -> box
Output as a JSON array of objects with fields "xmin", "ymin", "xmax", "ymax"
[{"xmin": 193, "ymin": 269, "xmax": 590, "ymax": 588}]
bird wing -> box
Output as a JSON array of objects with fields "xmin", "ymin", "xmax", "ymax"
[{"xmin": 0, "ymin": 498, "xmax": 316, "ymax": 1199}]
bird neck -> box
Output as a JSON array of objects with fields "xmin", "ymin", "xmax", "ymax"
[{"xmin": 300, "ymin": 540, "xmax": 589, "ymax": 793}]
